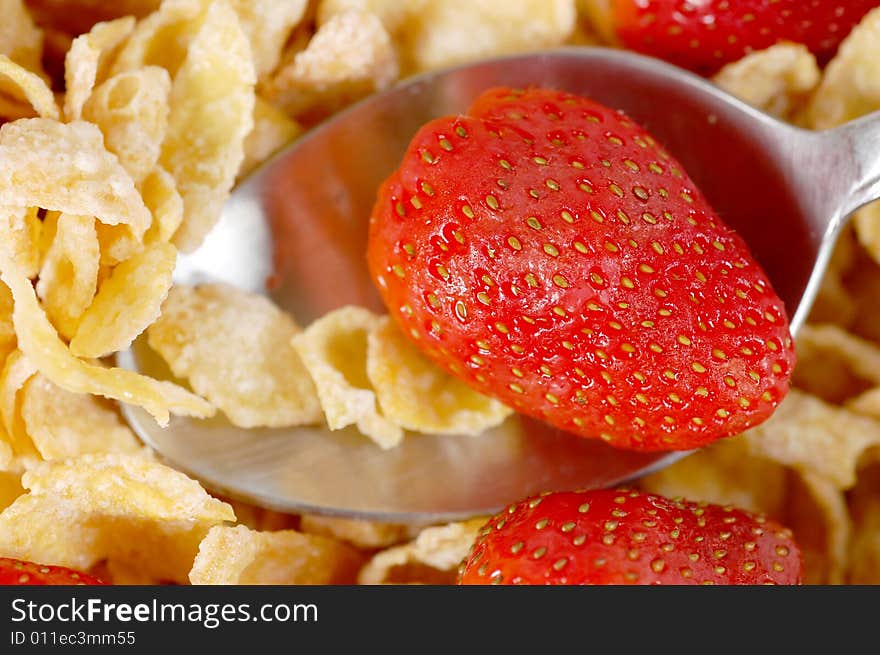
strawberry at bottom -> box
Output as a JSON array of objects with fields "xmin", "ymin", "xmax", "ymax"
[
  {"xmin": 458, "ymin": 488, "xmax": 801, "ymax": 585},
  {"xmin": 0, "ymin": 557, "xmax": 106, "ymax": 585}
]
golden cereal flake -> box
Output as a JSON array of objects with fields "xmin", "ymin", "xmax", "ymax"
[
  {"xmin": 189, "ymin": 524, "xmax": 363, "ymax": 584},
  {"xmin": 367, "ymin": 315, "xmax": 513, "ymax": 436},
  {"xmin": 21, "ymin": 373, "xmax": 141, "ymax": 461},
  {"xmin": 358, "ymin": 518, "xmax": 486, "ymax": 584},
  {"xmin": 147, "ymin": 283, "xmax": 322, "ymax": 428},
  {"xmin": 0, "ymin": 119, "xmax": 151, "ymax": 235},
  {"xmin": 740, "ymin": 389, "xmax": 880, "ymax": 489},
  {"xmin": 1, "ymin": 259, "xmax": 215, "ymax": 427},
  {"xmin": 82, "ymin": 66, "xmax": 171, "ymax": 184},
  {"xmin": 0, "ymin": 453, "xmax": 234, "ymax": 583},
  {"xmin": 62, "ymin": 17, "xmax": 135, "ymax": 121},
  {"xmin": 0, "ymin": 54, "xmax": 58, "ymax": 119},
  {"xmin": 159, "ymin": 0, "xmax": 256, "ymax": 251},
  {"xmin": 263, "ymin": 10, "xmax": 398, "ymax": 121},
  {"xmin": 713, "ymin": 43, "xmax": 820, "ymax": 120},
  {"xmin": 0, "ymin": 0, "xmax": 44, "ymax": 75},
  {"xmin": 291, "ymin": 306, "xmax": 403, "ymax": 449},
  {"xmin": 36, "ymin": 213, "xmax": 100, "ymax": 341},
  {"xmin": 396, "ymin": 0, "xmax": 576, "ymax": 74},
  {"xmin": 69, "ymin": 241, "xmax": 176, "ymax": 359}
]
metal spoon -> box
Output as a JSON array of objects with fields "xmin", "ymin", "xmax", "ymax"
[{"xmin": 118, "ymin": 47, "xmax": 880, "ymax": 523}]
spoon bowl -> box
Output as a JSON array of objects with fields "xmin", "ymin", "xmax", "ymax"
[{"xmin": 118, "ymin": 47, "xmax": 880, "ymax": 522}]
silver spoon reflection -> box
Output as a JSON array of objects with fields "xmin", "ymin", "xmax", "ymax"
[{"xmin": 117, "ymin": 47, "xmax": 880, "ymax": 523}]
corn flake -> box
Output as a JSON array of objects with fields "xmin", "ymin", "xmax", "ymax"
[
  {"xmin": 159, "ymin": 0, "xmax": 256, "ymax": 251},
  {"xmin": 63, "ymin": 17, "xmax": 136, "ymax": 122},
  {"xmin": 239, "ymin": 96, "xmax": 303, "ymax": 180},
  {"xmin": 292, "ymin": 306, "xmax": 403, "ymax": 449},
  {"xmin": 358, "ymin": 518, "xmax": 485, "ymax": 584},
  {"xmin": 741, "ymin": 389, "xmax": 880, "ymax": 489},
  {"xmin": 793, "ymin": 323, "xmax": 880, "ymax": 404},
  {"xmin": 141, "ymin": 165, "xmax": 184, "ymax": 245},
  {"xmin": 395, "ymin": 0, "xmax": 576, "ymax": 74},
  {"xmin": 189, "ymin": 524, "xmax": 363, "ymax": 584},
  {"xmin": 367, "ymin": 315, "xmax": 513, "ymax": 436},
  {"xmin": 0, "ymin": 0, "xmax": 45, "ymax": 75},
  {"xmin": 0, "ymin": 119, "xmax": 151, "ymax": 235},
  {"xmin": 21, "ymin": 373, "xmax": 141, "ymax": 461},
  {"xmin": 0, "ymin": 453, "xmax": 234, "ymax": 583},
  {"xmin": 229, "ymin": 0, "xmax": 309, "ymax": 79},
  {"xmin": 0, "ymin": 350, "xmax": 37, "ymax": 461},
  {"xmin": 69, "ymin": 242, "xmax": 176, "ymax": 359},
  {"xmin": 300, "ymin": 513, "xmax": 416, "ymax": 549},
  {"xmin": 0, "ymin": 469, "xmax": 23, "ymax": 511},
  {"xmin": 0, "ymin": 55, "xmax": 58, "ymax": 120},
  {"xmin": 148, "ymin": 283, "xmax": 322, "ymax": 428},
  {"xmin": 0, "ymin": 283, "xmax": 15, "ymax": 368},
  {"xmin": 1, "ymin": 259, "xmax": 214, "ymax": 427},
  {"xmin": 263, "ymin": 10, "xmax": 398, "ymax": 122},
  {"xmin": 83, "ymin": 66, "xmax": 171, "ymax": 184},
  {"xmin": 806, "ymin": 7, "xmax": 880, "ymax": 129},
  {"xmin": 847, "ymin": 460, "xmax": 880, "ymax": 583},
  {"xmin": 713, "ymin": 43, "xmax": 820, "ymax": 120},
  {"xmin": 0, "ymin": 206, "xmax": 41, "ymax": 279},
  {"xmin": 785, "ymin": 472, "xmax": 850, "ymax": 585},
  {"xmin": 36, "ymin": 213, "xmax": 99, "ymax": 341}
]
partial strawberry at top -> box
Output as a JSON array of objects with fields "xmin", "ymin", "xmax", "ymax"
[
  {"xmin": 610, "ymin": 0, "xmax": 880, "ymax": 75},
  {"xmin": 367, "ymin": 87, "xmax": 795, "ymax": 452},
  {"xmin": 458, "ymin": 488, "xmax": 803, "ymax": 585},
  {"xmin": 0, "ymin": 557, "xmax": 105, "ymax": 585}
]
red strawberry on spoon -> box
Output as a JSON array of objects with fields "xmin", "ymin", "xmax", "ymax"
[
  {"xmin": 0, "ymin": 557, "xmax": 105, "ymax": 585},
  {"xmin": 367, "ymin": 87, "xmax": 795, "ymax": 452},
  {"xmin": 458, "ymin": 488, "xmax": 802, "ymax": 585},
  {"xmin": 604, "ymin": 0, "xmax": 880, "ymax": 75}
]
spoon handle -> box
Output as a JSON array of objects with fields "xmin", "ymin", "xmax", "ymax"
[{"xmin": 825, "ymin": 110, "xmax": 880, "ymax": 219}]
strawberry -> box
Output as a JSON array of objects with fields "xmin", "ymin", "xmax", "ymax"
[
  {"xmin": 609, "ymin": 0, "xmax": 880, "ymax": 75},
  {"xmin": 367, "ymin": 87, "xmax": 794, "ymax": 451},
  {"xmin": 0, "ymin": 557, "xmax": 105, "ymax": 585},
  {"xmin": 458, "ymin": 488, "xmax": 803, "ymax": 585}
]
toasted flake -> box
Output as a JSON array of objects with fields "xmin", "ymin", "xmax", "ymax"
[
  {"xmin": 36, "ymin": 214, "xmax": 99, "ymax": 341},
  {"xmin": 741, "ymin": 390, "xmax": 880, "ymax": 489},
  {"xmin": 21, "ymin": 373, "xmax": 141, "ymax": 460},
  {"xmin": 263, "ymin": 10, "xmax": 398, "ymax": 121},
  {"xmin": 0, "ymin": 206, "xmax": 41, "ymax": 279},
  {"xmin": 141, "ymin": 165, "xmax": 184, "ymax": 245},
  {"xmin": 63, "ymin": 17, "xmax": 135, "ymax": 121},
  {"xmin": 82, "ymin": 66, "xmax": 171, "ymax": 184},
  {"xmin": 300, "ymin": 514, "xmax": 415, "ymax": 549},
  {"xmin": 0, "ymin": 119, "xmax": 150, "ymax": 235},
  {"xmin": 397, "ymin": 0, "xmax": 575, "ymax": 73},
  {"xmin": 160, "ymin": 0, "xmax": 256, "ymax": 251},
  {"xmin": 70, "ymin": 242, "xmax": 176, "ymax": 358},
  {"xmin": 713, "ymin": 44, "xmax": 819, "ymax": 120},
  {"xmin": 0, "ymin": 55, "xmax": 58, "ymax": 120},
  {"xmin": 239, "ymin": 96, "xmax": 303, "ymax": 179},
  {"xmin": 358, "ymin": 518, "xmax": 486, "ymax": 584},
  {"xmin": 292, "ymin": 306, "xmax": 402, "ymax": 448},
  {"xmin": 0, "ymin": 453, "xmax": 234, "ymax": 583},
  {"xmin": 794, "ymin": 323, "xmax": 880, "ymax": 404},
  {"xmin": 367, "ymin": 315, "xmax": 513, "ymax": 436},
  {"xmin": 148, "ymin": 283, "xmax": 321, "ymax": 428},
  {"xmin": 0, "ymin": 350, "xmax": 37, "ymax": 461},
  {"xmin": 189, "ymin": 524, "xmax": 363, "ymax": 584},
  {"xmin": 0, "ymin": 0, "xmax": 44, "ymax": 75},
  {"xmin": 229, "ymin": 0, "xmax": 309, "ymax": 78},
  {"xmin": 1, "ymin": 259, "xmax": 214, "ymax": 427}
]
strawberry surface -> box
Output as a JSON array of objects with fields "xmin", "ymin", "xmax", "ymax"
[
  {"xmin": 0, "ymin": 557, "xmax": 105, "ymax": 585},
  {"xmin": 367, "ymin": 87, "xmax": 794, "ymax": 451},
  {"xmin": 458, "ymin": 488, "xmax": 803, "ymax": 585},
  {"xmin": 611, "ymin": 0, "xmax": 880, "ymax": 75}
]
